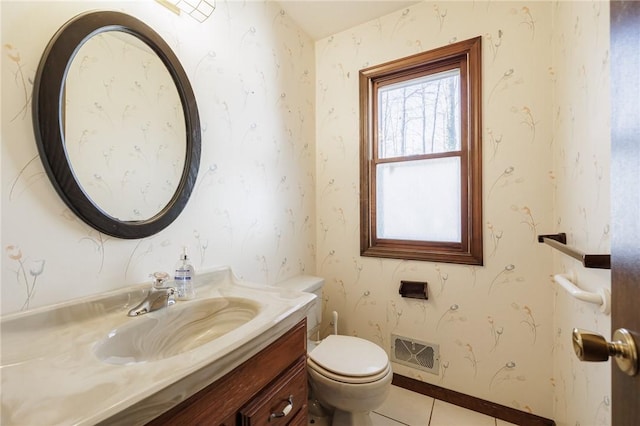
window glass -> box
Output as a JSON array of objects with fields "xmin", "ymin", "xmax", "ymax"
[
  {"xmin": 377, "ymin": 69, "xmax": 461, "ymax": 158},
  {"xmin": 376, "ymin": 157, "xmax": 461, "ymax": 242}
]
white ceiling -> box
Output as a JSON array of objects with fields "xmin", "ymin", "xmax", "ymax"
[{"xmin": 277, "ymin": 0, "xmax": 420, "ymax": 40}]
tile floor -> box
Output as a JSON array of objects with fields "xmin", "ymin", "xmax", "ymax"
[{"xmin": 309, "ymin": 385, "xmax": 518, "ymax": 426}]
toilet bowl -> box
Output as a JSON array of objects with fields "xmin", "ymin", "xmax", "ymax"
[
  {"xmin": 275, "ymin": 275, "xmax": 392, "ymax": 426},
  {"xmin": 307, "ymin": 334, "xmax": 392, "ymax": 426}
]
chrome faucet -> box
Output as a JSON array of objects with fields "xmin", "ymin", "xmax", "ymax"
[{"xmin": 128, "ymin": 272, "xmax": 176, "ymax": 317}]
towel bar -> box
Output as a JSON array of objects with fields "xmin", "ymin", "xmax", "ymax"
[{"xmin": 538, "ymin": 233, "xmax": 611, "ymax": 269}]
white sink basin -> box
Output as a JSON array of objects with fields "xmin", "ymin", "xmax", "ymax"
[
  {"xmin": 0, "ymin": 266, "xmax": 315, "ymax": 426},
  {"xmin": 94, "ymin": 297, "xmax": 261, "ymax": 365}
]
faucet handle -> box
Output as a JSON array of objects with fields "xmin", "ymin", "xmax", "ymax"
[
  {"xmin": 150, "ymin": 271, "xmax": 170, "ymax": 288},
  {"xmin": 165, "ymin": 286, "xmax": 177, "ymax": 306}
]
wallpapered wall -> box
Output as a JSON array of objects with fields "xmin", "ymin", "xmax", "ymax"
[
  {"xmin": 551, "ymin": 2, "xmax": 611, "ymax": 426},
  {"xmin": 1, "ymin": 1, "xmax": 316, "ymax": 311},
  {"xmin": 315, "ymin": 1, "xmax": 610, "ymax": 423}
]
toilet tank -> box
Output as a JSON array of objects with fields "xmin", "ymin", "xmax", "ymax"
[{"xmin": 275, "ymin": 275, "xmax": 324, "ymax": 340}]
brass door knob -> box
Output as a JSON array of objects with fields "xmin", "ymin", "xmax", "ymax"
[{"xmin": 572, "ymin": 328, "xmax": 638, "ymax": 376}]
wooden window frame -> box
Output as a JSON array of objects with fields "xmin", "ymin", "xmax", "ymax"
[{"xmin": 359, "ymin": 37, "xmax": 483, "ymax": 265}]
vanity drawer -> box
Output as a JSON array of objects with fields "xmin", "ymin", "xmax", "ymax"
[
  {"xmin": 284, "ymin": 407, "xmax": 307, "ymax": 426},
  {"xmin": 239, "ymin": 356, "xmax": 307, "ymax": 426}
]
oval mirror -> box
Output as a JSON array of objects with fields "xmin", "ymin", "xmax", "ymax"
[{"xmin": 33, "ymin": 11, "xmax": 201, "ymax": 239}]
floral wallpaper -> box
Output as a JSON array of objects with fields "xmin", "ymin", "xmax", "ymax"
[
  {"xmin": 315, "ymin": 1, "xmax": 610, "ymax": 423},
  {"xmin": 551, "ymin": 2, "xmax": 611, "ymax": 425},
  {"xmin": 1, "ymin": 1, "xmax": 316, "ymax": 311}
]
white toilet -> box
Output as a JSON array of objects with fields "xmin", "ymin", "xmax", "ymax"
[{"xmin": 276, "ymin": 275, "xmax": 392, "ymax": 426}]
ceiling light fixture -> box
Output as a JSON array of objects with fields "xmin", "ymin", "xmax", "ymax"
[{"xmin": 155, "ymin": 0, "xmax": 215, "ymax": 23}]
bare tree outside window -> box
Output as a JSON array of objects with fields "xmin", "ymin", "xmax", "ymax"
[{"xmin": 378, "ymin": 69, "xmax": 460, "ymax": 158}]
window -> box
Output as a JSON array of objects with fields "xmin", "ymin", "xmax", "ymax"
[{"xmin": 359, "ymin": 37, "xmax": 483, "ymax": 265}]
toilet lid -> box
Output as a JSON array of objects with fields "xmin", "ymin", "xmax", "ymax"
[{"xmin": 308, "ymin": 335, "xmax": 389, "ymax": 377}]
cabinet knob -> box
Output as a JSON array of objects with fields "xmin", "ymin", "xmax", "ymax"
[
  {"xmin": 572, "ymin": 328, "xmax": 638, "ymax": 376},
  {"xmin": 269, "ymin": 395, "xmax": 293, "ymax": 421}
]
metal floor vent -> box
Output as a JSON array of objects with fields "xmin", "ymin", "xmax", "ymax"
[{"xmin": 391, "ymin": 334, "xmax": 439, "ymax": 375}]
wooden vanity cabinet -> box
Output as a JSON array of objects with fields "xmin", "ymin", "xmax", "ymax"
[{"xmin": 147, "ymin": 319, "xmax": 307, "ymax": 426}]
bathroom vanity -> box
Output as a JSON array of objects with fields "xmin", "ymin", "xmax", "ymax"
[
  {"xmin": 0, "ymin": 267, "xmax": 314, "ymax": 425},
  {"xmin": 147, "ymin": 319, "xmax": 307, "ymax": 425}
]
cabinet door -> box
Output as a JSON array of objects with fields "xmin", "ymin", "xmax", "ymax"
[
  {"xmin": 239, "ymin": 356, "xmax": 307, "ymax": 426},
  {"xmin": 219, "ymin": 413, "xmax": 237, "ymax": 426}
]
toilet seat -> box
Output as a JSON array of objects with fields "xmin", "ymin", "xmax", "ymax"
[
  {"xmin": 308, "ymin": 357, "xmax": 391, "ymax": 384},
  {"xmin": 307, "ymin": 335, "xmax": 390, "ymax": 384}
]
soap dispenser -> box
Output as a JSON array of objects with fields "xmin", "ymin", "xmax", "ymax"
[{"xmin": 174, "ymin": 246, "xmax": 196, "ymax": 300}]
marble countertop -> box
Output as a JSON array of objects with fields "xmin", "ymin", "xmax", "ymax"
[{"xmin": 0, "ymin": 267, "xmax": 315, "ymax": 426}]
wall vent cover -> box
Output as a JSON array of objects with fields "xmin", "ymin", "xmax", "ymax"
[{"xmin": 391, "ymin": 334, "xmax": 439, "ymax": 375}]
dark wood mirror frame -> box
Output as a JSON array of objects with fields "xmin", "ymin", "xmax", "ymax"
[{"xmin": 32, "ymin": 10, "xmax": 201, "ymax": 239}]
